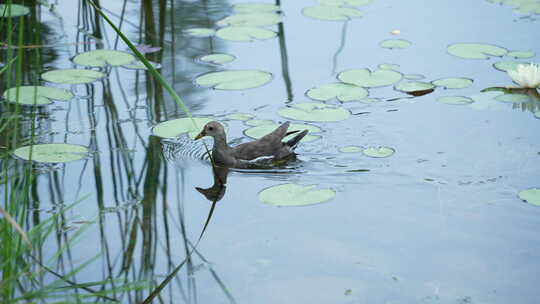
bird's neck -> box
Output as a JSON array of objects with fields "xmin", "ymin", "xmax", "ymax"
[{"xmin": 212, "ymin": 134, "xmax": 230, "ymax": 151}]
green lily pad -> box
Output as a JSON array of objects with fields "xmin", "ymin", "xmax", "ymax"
[
  {"xmin": 195, "ymin": 70, "xmax": 272, "ymax": 90},
  {"xmin": 216, "ymin": 26, "xmax": 276, "ymax": 41},
  {"xmin": 534, "ymin": 111, "xmax": 540, "ymax": 119},
  {"xmin": 42, "ymin": 69, "xmax": 105, "ymax": 84},
  {"xmin": 318, "ymin": 0, "xmax": 373, "ymax": 6},
  {"xmin": 378, "ymin": 63, "xmax": 400, "ymax": 71},
  {"xmin": 447, "ymin": 43, "xmax": 508, "ymax": 59},
  {"xmin": 379, "ymin": 39, "xmax": 412, "ymax": 49},
  {"xmin": 432, "ymin": 77, "xmax": 474, "ymax": 89},
  {"xmin": 217, "ymin": 13, "xmax": 282, "ymax": 27},
  {"xmin": 362, "ymin": 146, "xmax": 394, "ymax": 158},
  {"xmin": 278, "ymin": 102, "xmax": 350, "ymax": 122},
  {"xmin": 185, "ymin": 28, "xmax": 216, "ymax": 37},
  {"xmin": 152, "ymin": 117, "xmax": 214, "ymax": 139},
  {"xmin": 306, "ymin": 83, "xmax": 368, "ymax": 102},
  {"xmin": 258, "ymin": 183, "xmax": 336, "ymax": 206},
  {"xmin": 302, "ymin": 5, "xmax": 364, "ymax": 21},
  {"xmin": 493, "ymin": 61, "xmax": 525, "ymax": 72},
  {"xmin": 3, "ymin": 86, "xmax": 73, "ymax": 105},
  {"xmin": 225, "ymin": 113, "xmax": 255, "ymax": 121},
  {"xmin": 122, "ymin": 60, "xmax": 161, "ymax": 70},
  {"xmin": 12, "ymin": 144, "xmax": 89, "ymax": 163},
  {"xmin": 0, "ymin": 4, "xmax": 30, "ymax": 17},
  {"xmin": 73, "ymin": 50, "xmax": 135, "ymax": 67},
  {"xmin": 199, "ymin": 53, "xmax": 236, "ymax": 65},
  {"xmin": 244, "ymin": 123, "xmax": 321, "ymax": 143},
  {"xmin": 436, "ymin": 96, "xmax": 474, "ymax": 105},
  {"xmin": 507, "ymin": 50, "xmax": 535, "ymax": 59},
  {"xmin": 245, "ymin": 119, "xmax": 274, "ymax": 126},
  {"xmin": 518, "ymin": 188, "xmax": 540, "ymax": 206},
  {"xmin": 394, "ymin": 81, "xmax": 435, "ymax": 93},
  {"xmin": 338, "ymin": 68, "xmax": 402, "ymax": 88},
  {"xmin": 494, "ymin": 93, "xmax": 530, "ymax": 103},
  {"xmin": 404, "ymin": 74, "xmax": 425, "ymax": 80},
  {"xmin": 233, "ymin": 3, "xmax": 280, "ymax": 14},
  {"xmin": 339, "ymin": 146, "xmax": 363, "ymax": 153}
]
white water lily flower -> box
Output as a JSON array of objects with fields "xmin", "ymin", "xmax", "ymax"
[{"xmin": 507, "ymin": 63, "xmax": 540, "ymax": 88}]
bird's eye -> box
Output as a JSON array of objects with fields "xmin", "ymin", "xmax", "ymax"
[{"xmin": 208, "ymin": 127, "xmax": 214, "ymax": 131}]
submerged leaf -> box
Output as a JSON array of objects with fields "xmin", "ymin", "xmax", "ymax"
[
  {"xmin": 73, "ymin": 50, "xmax": 135, "ymax": 67},
  {"xmin": 379, "ymin": 39, "xmax": 411, "ymax": 49},
  {"xmin": 306, "ymin": 83, "xmax": 368, "ymax": 102},
  {"xmin": 185, "ymin": 28, "xmax": 216, "ymax": 37},
  {"xmin": 244, "ymin": 123, "xmax": 321, "ymax": 143},
  {"xmin": 195, "ymin": 70, "xmax": 272, "ymax": 90},
  {"xmin": 216, "ymin": 26, "xmax": 276, "ymax": 41},
  {"xmin": 12, "ymin": 144, "xmax": 89, "ymax": 163},
  {"xmin": 447, "ymin": 43, "xmax": 508, "ymax": 59},
  {"xmin": 245, "ymin": 119, "xmax": 274, "ymax": 126},
  {"xmin": 436, "ymin": 96, "xmax": 474, "ymax": 105},
  {"xmin": 42, "ymin": 69, "xmax": 105, "ymax": 84},
  {"xmin": 258, "ymin": 183, "xmax": 336, "ymax": 206},
  {"xmin": 518, "ymin": 188, "xmax": 540, "ymax": 206},
  {"xmin": 225, "ymin": 113, "xmax": 255, "ymax": 121},
  {"xmin": 233, "ymin": 3, "xmax": 280, "ymax": 14},
  {"xmin": 3, "ymin": 86, "xmax": 73, "ymax": 105},
  {"xmin": 338, "ymin": 68, "xmax": 402, "ymax": 88},
  {"xmin": 494, "ymin": 93, "xmax": 530, "ymax": 103},
  {"xmin": 303, "ymin": 5, "xmax": 364, "ymax": 21},
  {"xmin": 217, "ymin": 13, "xmax": 282, "ymax": 27},
  {"xmin": 339, "ymin": 146, "xmax": 363, "ymax": 153},
  {"xmin": 278, "ymin": 102, "xmax": 350, "ymax": 122},
  {"xmin": 362, "ymin": 146, "xmax": 394, "ymax": 158},
  {"xmin": 152, "ymin": 117, "xmax": 214, "ymax": 139},
  {"xmin": 378, "ymin": 63, "xmax": 400, "ymax": 71},
  {"xmin": 319, "ymin": 0, "xmax": 373, "ymax": 5}
]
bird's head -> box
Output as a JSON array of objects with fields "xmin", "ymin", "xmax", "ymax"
[{"xmin": 194, "ymin": 121, "xmax": 224, "ymax": 140}]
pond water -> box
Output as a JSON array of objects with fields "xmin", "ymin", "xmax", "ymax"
[{"xmin": 1, "ymin": 0, "xmax": 540, "ymax": 303}]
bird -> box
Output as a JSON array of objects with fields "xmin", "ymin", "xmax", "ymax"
[{"xmin": 194, "ymin": 121, "xmax": 308, "ymax": 169}]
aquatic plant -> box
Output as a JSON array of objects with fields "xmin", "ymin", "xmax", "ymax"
[{"xmin": 507, "ymin": 63, "xmax": 540, "ymax": 88}]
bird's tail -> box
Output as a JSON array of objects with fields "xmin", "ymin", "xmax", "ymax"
[{"xmin": 285, "ymin": 129, "xmax": 308, "ymax": 148}]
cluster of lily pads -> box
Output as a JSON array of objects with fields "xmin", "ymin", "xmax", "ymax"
[
  {"xmin": 302, "ymin": 0, "xmax": 372, "ymax": 21},
  {"xmin": 487, "ymin": 0, "xmax": 540, "ymax": 14}
]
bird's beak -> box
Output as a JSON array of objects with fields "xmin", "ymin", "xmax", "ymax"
[{"xmin": 194, "ymin": 130, "xmax": 206, "ymax": 140}]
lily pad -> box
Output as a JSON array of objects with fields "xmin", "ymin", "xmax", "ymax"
[
  {"xmin": 0, "ymin": 4, "xmax": 30, "ymax": 17},
  {"xmin": 12, "ymin": 144, "xmax": 89, "ymax": 163},
  {"xmin": 518, "ymin": 188, "xmax": 540, "ymax": 206},
  {"xmin": 73, "ymin": 50, "xmax": 135, "ymax": 67},
  {"xmin": 244, "ymin": 123, "xmax": 321, "ymax": 143},
  {"xmin": 404, "ymin": 74, "xmax": 425, "ymax": 80},
  {"xmin": 318, "ymin": 0, "xmax": 373, "ymax": 6},
  {"xmin": 225, "ymin": 113, "xmax": 255, "ymax": 121},
  {"xmin": 339, "ymin": 146, "xmax": 363, "ymax": 153},
  {"xmin": 185, "ymin": 28, "xmax": 216, "ymax": 37},
  {"xmin": 378, "ymin": 63, "xmax": 400, "ymax": 71},
  {"xmin": 394, "ymin": 81, "xmax": 435, "ymax": 93},
  {"xmin": 358, "ymin": 97, "xmax": 381, "ymax": 103},
  {"xmin": 534, "ymin": 111, "xmax": 540, "ymax": 119},
  {"xmin": 216, "ymin": 26, "xmax": 276, "ymax": 41},
  {"xmin": 507, "ymin": 50, "xmax": 535, "ymax": 59},
  {"xmin": 195, "ymin": 70, "xmax": 272, "ymax": 90},
  {"xmin": 447, "ymin": 43, "xmax": 508, "ymax": 59},
  {"xmin": 379, "ymin": 39, "xmax": 412, "ymax": 49},
  {"xmin": 245, "ymin": 119, "xmax": 274, "ymax": 126},
  {"xmin": 278, "ymin": 102, "xmax": 350, "ymax": 122},
  {"xmin": 436, "ymin": 96, "xmax": 474, "ymax": 105},
  {"xmin": 302, "ymin": 6, "xmax": 364, "ymax": 21},
  {"xmin": 233, "ymin": 3, "xmax": 280, "ymax": 14},
  {"xmin": 217, "ymin": 13, "xmax": 282, "ymax": 27},
  {"xmin": 199, "ymin": 53, "xmax": 236, "ymax": 65},
  {"xmin": 432, "ymin": 77, "xmax": 474, "ymax": 89},
  {"xmin": 306, "ymin": 83, "xmax": 368, "ymax": 102},
  {"xmin": 338, "ymin": 68, "xmax": 402, "ymax": 88},
  {"xmin": 362, "ymin": 146, "xmax": 394, "ymax": 158},
  {"xmin": 493, "ymin": 61, "xmax": 524, "ymax": 72},
  {"xmin": 152, "ymin": 117, "xmax": 214, "ymax": 139},
  {"xmin": 42, "ymin": 69, "xmax": 105, "ymax": 84},
  {"xmin": 258, "ymin": 183, "xmax": 336, "ymax": 206},
  {"xmin": 3, "ymin": 86, "xmax": 73, "ymax": 105},
  {"xmin": 494, "ymin": 93, "xmax": 530, "ymax": 103}
]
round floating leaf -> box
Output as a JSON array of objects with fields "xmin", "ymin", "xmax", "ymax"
[
  {"xmin": 152, "ymin": 117, "xmax": 214, "ymax": 139},
  {"xmin": 518, "ymin": 188, "xmax": 540, "ymax": 206},
  {"xmin": 534, "ymin": 111, "xmax": 540, "ymax": 119},
  {"xmin": 73, "ymin": 50, "xmax": 135, "ymax": 67},
  {"xmin": 216, "ymin": 26, "xmax": 276, "ymax": 41},
  {"xmin": 394, "ymin": 81, "xmax": 435, "ymax": 93},
  {"xmin": 404, "ymin": 74, "xmax": 425, "ymax": 80},
  {"xmin": 338, "ymin": 68, "xmax": 402, "ymax": 88},
  {"xmin": 507, "ymin": 50, "xmax": 535, "ymax": 59},
  {"xmin": 0, "ymin": 4, "xmax": 30, "ymax": 17},
  {"xmin": 245, "ymin": 119, "xmax": 274, "ymax": 126},
  {"xmin": 217, "ymin": 13, "xmax": 282, "ymax": 27},
  {"xmin": 494, "ymin": 93, "xmax": 530, "ymax": 103},
  {"xmin": 432, "ymin": 77, "xmax": 473, "ymax": 89},
  {"xmin": 306, "ymin": 83, "xmax": 368, "ymax": 102},
  {"xmin": 42, "ymin": 69, "xmax": 105, "ymax": 84},
  {"xmin": 278, "ymin": 102, "xmax": 350, "ymax": 122},
  {"xmin": 493, "ymin": 61, "xmax": 524, "ymax": 72},
  {"xmin": 3, "ymin": 86, "xmax": 73, "ymax": 105},
  {"xmin": 339, "ymin": 146, "xmax": 362, "ymax": 153},
  {"xmin": 195, "ymin": 70, "xmax": 272, "ymax": 90},
  {"xmin": 436, "ymin": 96, "xmax": 474, "ymax": 105},
  {"xmin": 199, "ymin": 53, "xmax": 236, "ymax": 65},
  {"xmin": 363, "ymin": 146, "xmax": 394, "ymax": 158},
  {"xmin": 378, "ymin": 63, "xmax": 400, "ymax": 71},
  {"xmin": 225, "ymin": 113, "xmax": 254, "ymax": 121},
  {"xmin": 302, "ymin": 5, "xmax": 364, "ymax": 21},
  {"xmin": 447, "ymin": 43, "xmax": 508, "ymax": 59},
  {"xmin": 12, "ymin": 144, "xmax": 89, "ymax": 163},
  {"xmin": 358, "ymin": 97, "xmax": 381, "ymax": 103},
  {"xmin": 244, "ymin": 123, "xmax": 321, "ymax": 143},
  {"xmin": 379, "ymin": 39, "xmax": 411, "ymax": 49},
  {"xmin": 233, "ymin": 3, "xmax": 280, "ymax": 14},
  {"xmin": 185, "ymin": 28, "xmax": 215, "ymax": 37},
  {"xmin": 259, "ymin": 183, "xmax": 336, "ymax": 206},
  {"xmin": 319, "ymin": 0, "xmax": 373, "ymax": 6}
]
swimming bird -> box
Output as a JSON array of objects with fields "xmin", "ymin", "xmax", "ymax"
[{"xmin": 194, "ymin": 121, "xmax": 307, "ymax": 168}]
